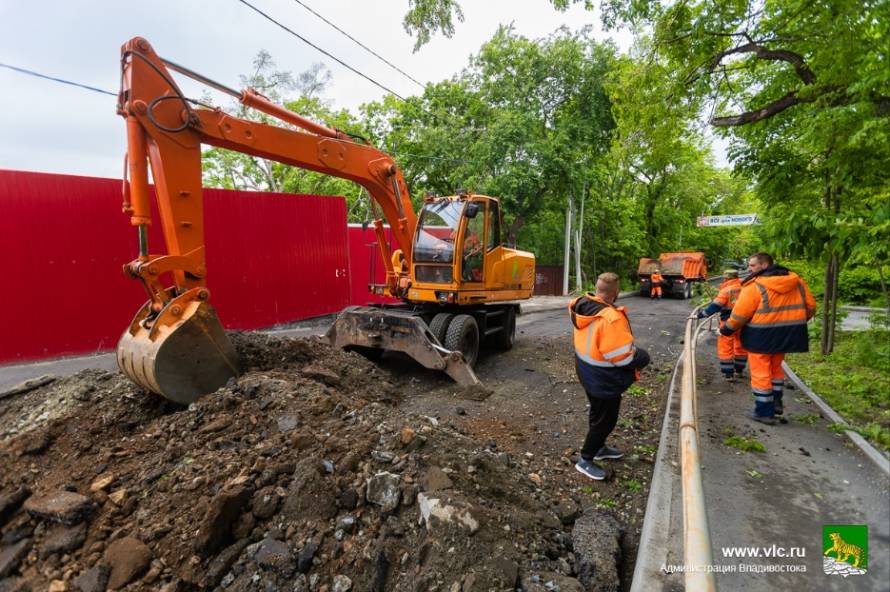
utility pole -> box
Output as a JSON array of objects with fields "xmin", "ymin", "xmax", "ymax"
[{"xmin": 563, "ymin": 196, "xmax": 572, "ymax": 295}]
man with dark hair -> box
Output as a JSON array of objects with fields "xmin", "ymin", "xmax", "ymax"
[
  {"xmin": 569, "ymin": 272, "xmax": 650, "ymax": 480},
  {"xmin": 721, "ymin": 253, "xmax": 816, "ymax": 424},
  {"xmin": 748, "ymin": 252, "xmax": 774, "ymax": 269}
]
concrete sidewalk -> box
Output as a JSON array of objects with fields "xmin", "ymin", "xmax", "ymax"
[{"xmin": 688, "ymin": 330, "xmax": 889, "ymax": 590}]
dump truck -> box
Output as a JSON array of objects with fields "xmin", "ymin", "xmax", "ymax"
[
  {"xmin": 114, "ymin": 37, "xmax": 535, "ymax": 404},
  {"xmin": 638, "ymin": 252, "xmax": 707, "ymax": 299}
]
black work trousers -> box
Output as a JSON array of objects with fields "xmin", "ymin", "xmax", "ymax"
[{"xmin": 580, "ymin": 393, "xmax": 622, "ymax": 461}]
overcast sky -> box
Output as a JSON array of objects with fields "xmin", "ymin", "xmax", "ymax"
[{"xmin": 0, "ymin": 1, "xmax": 675, "ymax": 179}]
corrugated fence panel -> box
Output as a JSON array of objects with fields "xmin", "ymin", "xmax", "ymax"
[
  {"xmin": 203, "ymin": 188, "xmax": 350, "ymax": 328},
  {"xmin": 0, "ymin": 169, "xmax": 349, "ymax": 363}
]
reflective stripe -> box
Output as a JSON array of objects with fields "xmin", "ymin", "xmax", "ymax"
[
  {"xmin": 753, "ymin": 387, "xmax": 772, "ymax": 395},
  {"xmin": 747, "ymin": 319, "xmax": 808, "ymax": 328},
  {"xmin": 603, "ymin": 343, "xmax": 634, "ymax": 360},
  {"xmin": 756, "ymin": 280, "xmax": 808, "ymax": 313},
  {"xmin": 576, "ymin": 351, "xmax": 634, "ymax": 368},
  {"xmin": 756, "ymin": 283, "xmax": 770, "ymax": 312},
  {"xmin": 730, "ymin": 313, "xmax": 750, "ymax": 323},
  {"xmin": 761, "ymin": 303, "xmax": 806, "ymax": 313},
  {"xmin": 754, "ymin": 395, "xmax": 773, "ymax": 402}
]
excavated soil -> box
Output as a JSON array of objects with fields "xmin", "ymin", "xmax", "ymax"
[{"xmin": 0, "ymin": 329, "xmax": 670, "ymax": 592}]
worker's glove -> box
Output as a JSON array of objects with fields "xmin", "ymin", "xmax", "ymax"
[
  {"xmin": 719, "ymin": 324, "xmax": 735, "ymax": 337},
  {"xmin": 696, "ymin": 310, "xmax": 707, "ymax": 319}
]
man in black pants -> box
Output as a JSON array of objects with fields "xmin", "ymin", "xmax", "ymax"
[{"xmin": 569, "ymin": 273, "xmax": 650, "ymax": 480}]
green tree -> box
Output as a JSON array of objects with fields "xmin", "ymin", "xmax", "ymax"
[{"xmin": 201, "ymin": 52, "xmax": 368, "ymax": 217}]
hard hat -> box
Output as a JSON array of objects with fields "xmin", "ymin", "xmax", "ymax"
[{"xmin": 723, "ymin": 268, "xmax": 739, "ymax": 277}]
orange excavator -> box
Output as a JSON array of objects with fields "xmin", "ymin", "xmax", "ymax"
[{"xmin": 115, "ymin": 37, "xmax": 535, "ymax": 404}]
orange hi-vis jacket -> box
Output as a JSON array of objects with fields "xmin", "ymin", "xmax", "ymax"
[
  {"xmin": 570, "ymin": 294, "xmax": 646, "ymax": 397},
  {"xmin": 701, "ymin": 277, "xmax": 742, "ymax": 320},
  {"xmin": 650, "ymin": 272, "xmax": 664, "ymax": 286},
  {"xmin": 721, "ymin": 266, "xmax": 817, "ymax": 353}
]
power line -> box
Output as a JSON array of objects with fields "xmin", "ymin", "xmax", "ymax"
[
  {"xmin": 290, "ymin": 0, "xmax": 424, "ymax": 89},
  {"xmin": 237, "ymin": 0, "xmax": 408, "ymax": 101},
  {"xmin": 0, "ymin": 62, "xmax": 116, "ymax": 97},
  {"xmin": 0, "ymin": 59, "xmax": 481, "ymax": 167}
]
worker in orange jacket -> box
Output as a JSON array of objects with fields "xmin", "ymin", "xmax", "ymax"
[
  {"xmin": 570, "ymin": 272, "xmax": 650, "ymax": 480},
  {"xmin": 721, "ymin": 253, "xmax": 816, "ymax": 425},
  {"xmin": 697, "ymin": 269, "xmax": 748, "ymax": 381},
  {"xmin": 650, "ymin": 268, "xmax": 664, "ymax": 300}
]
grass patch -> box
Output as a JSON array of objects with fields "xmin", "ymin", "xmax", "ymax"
[
  {"xmin": 634, "ymin": 444, "xmax": 657, "ymax": 456},
  {"xmin": 626, "ymin": 384, "xmax": 650, "ymax": 397},
  {"xmin": 723, "ymin": 435, "xmax": 767, "ymax": 453},
  {"xmin": 790, "ymin": 413, "xmax": 820, "ymax": 425},
  {"xmin": 596, "ymin": 498, "xmax": 618, "ymax": 509},
  {"xmin": 787, "ymin": 326, "xmax": 890, "ymax": 451},
  {"xmin": 624, "ymin": 479, "xmax": 642, "ymax": 493}
]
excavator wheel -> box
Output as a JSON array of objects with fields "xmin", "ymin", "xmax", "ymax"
[
  {"xmin": 428, "ymin": 313, "xmax": 455, "ymax": 345},
  {"xmin": 444, "ymin": 314, "xmax": 480, "ymax": 367},
  {"xmin": 117, "ymin": 298, "xmax": 239, "ymax": 405}
]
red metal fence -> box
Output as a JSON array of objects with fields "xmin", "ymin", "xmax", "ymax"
[
  {"xmin": 0, "ymin": 170, "xmax": 353, "ymax": 363},
  {"xmin": 534, "ymin": 265, "xmax": 564, "ymax": 295}
]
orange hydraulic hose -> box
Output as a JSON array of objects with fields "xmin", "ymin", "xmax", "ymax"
[{"xmin": 241, "ymin": 89, "xmax": 345, "ymax": 139}]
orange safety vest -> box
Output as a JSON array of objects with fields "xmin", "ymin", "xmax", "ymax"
[
  {"xmin": 650, "ymin": 272, "xmax": 663, "ymax": 286},
  {"xmin": 712, "ymin": 277, "xmax": 742, "ymax": 319},
  {"xmin": 569, "ymin": 294, "xmax": 637, "ymax": 368},
  {"xmin": 723, "ymin": 268, "xmax": 817, "ymax": 353}
]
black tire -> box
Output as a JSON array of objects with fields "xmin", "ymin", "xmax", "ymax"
[
  {"xmin": 493, "ymin": 307, "xmax": 516, "ymax": 350},
  {"xmin": 345, "ymin": 345, "xmax": 384, "ymax": 362},
  {"xmin": 444, "ymin": 314, "xmax": 480, "ymax": 367},
  {"xmin": 683, "ymin": 283, "xmax": 693, "ymax": 300},
  {"xmin": 428, "ymin": 313, "xmax": 454, "ymax": 345}
]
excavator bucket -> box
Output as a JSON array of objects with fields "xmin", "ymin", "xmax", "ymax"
[
  {"xmin": 117, "ymin": 299, "xmax": 239, "ymax": 405},
  {"xmin": 326, "ymin": 306, "xmax": 480, "ymax": 386}
]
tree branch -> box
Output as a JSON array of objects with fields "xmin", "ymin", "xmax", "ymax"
[
  {"xmin": 711, "ymin": 91, "xmax": 803, "ymax": 126},
  {"xmin": 709, "ymin": 35, "xmax": 816, "ymax": 85}
]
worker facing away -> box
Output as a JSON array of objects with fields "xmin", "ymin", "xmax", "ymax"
[
  {"xmin": 650, "ymin": 268, "xmax": 664, "ymax": 300},
  {"xmin": 569, "ymin": 273, "xmax": 651, "ymax": 480},
  {"xmin": 720, "ymin": 253, "xmax": 816, "ymax": 425},
  {"xmin": 697, "ymin": 269, "xmax": 748, "ymax": 382}
]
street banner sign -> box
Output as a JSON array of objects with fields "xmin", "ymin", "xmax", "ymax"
[{"xmin": 697, "ymin": 214, "xmax": 760, "ymax": 227}]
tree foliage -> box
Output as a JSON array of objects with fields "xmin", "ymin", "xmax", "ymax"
[{"xmin": 201, "ymin": 53, "xmax": 367, "ymax": 215}]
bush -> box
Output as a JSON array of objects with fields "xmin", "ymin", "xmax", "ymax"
[{"xmin": 783, "ymin": 259, "xmax": 886, "ymax": 306}]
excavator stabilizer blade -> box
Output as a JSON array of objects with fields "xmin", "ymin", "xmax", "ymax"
[
  {"xmin": 326, "ymin": 306, "xmax": 480, "ymax": 386},
  {"xmin": 117, "ymin": 300, "xmax": 239, "ymax": 405}
]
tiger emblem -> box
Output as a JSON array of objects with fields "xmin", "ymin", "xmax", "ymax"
[{"xmin": 824, "ymin": 532, "xmax": 865, "ymax": 568}]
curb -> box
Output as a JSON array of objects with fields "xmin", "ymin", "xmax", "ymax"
[
  {"xmin": 782, "ymin": 362, "xmax": 889, "ymax": 476},
  {"xmin": 840, "ymin": 305, "xmax": 884, "ymax": 313}
]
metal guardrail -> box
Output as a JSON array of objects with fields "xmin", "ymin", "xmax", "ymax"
[{"xmin": 679, "ymin": 306, "xmax": 717, "ymax": 590}]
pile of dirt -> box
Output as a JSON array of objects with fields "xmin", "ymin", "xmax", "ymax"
[{"xmin": 0, "ymin": 334, "xmax": 621, "ymax": 592}]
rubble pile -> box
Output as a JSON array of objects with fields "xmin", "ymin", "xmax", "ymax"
[{"xmin": 0, "ymin": 334, "xmax": 622, "ymax": 592}]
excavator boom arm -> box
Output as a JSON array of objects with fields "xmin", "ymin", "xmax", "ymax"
[{"xmin": 118, "ymin": 37, "xmax": 416, "ymax": 303}]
